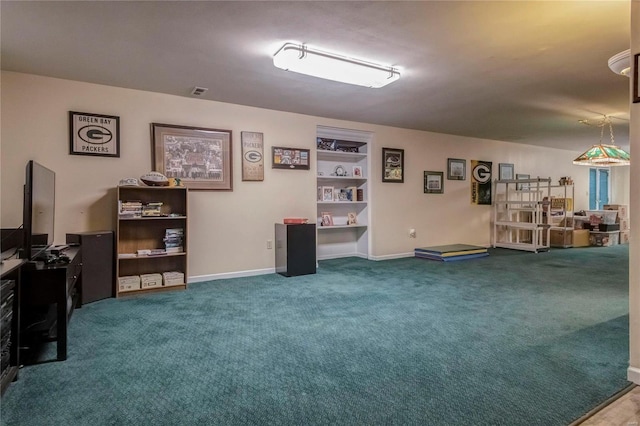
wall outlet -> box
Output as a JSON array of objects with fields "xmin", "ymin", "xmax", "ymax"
[
  {"xmin": 267, "ymin": 240, "xmax": 273, "ymax": 249},
  {"xmin": 409, "ymin": 229, "xmax": 416, "ymax": 238}
]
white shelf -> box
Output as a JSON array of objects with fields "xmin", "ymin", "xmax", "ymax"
[
  {"xmin": 495, "ymin": 221, "xmax": 548, "ymax": 230},
  {"xmin": 316, "ymin": 126, "xmax": 372, "ymax": 260},
  {"xmin": 318, "ymin": 224, "xmax": 368, "ymax": 230}
]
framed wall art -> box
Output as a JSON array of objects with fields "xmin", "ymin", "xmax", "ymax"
[
  {"xmin": 69, "ymin": 111, "xmax": 120, "ymax": 157},
  {"xmin": 634, "ymin": 53, "xmax": 640, "ymax": 103},
  {"xmin": 516, "ymin": 173, "xmax": 530, "ymax": 191},
  {"xmin": 152, "ymin": 123, "xmax": 232, "ymax": 190},
  {"xmin": 447, "ymin": 158, "xmax": 466, "ymax": 180},
  {"xmin": 272, "ymin": 147, "xmax": 310, "ymax": 170},
  {"xmin": 424, "ymin": 171, "xmax": 444, "ymax": 194},
  {"xmin": 241, "ymin": 131, "xmax": 264, "ymax": 181},
  {"xmin": 498, "ymin": 163, "xmax": 514, "ymax": 180},
  {"xmin": 382, "ymin": 147, "xmax": 404, "ymax": 183}
]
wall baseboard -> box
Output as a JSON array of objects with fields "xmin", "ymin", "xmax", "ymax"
[
  {"xmin": 628, "ymin": 366, "xmax": 640, "ymax": 384},
  {"xmin": 189, "ymin": 267, "xmax": 275, "ymax": 283},
  {"xmin": 189, "ymin": 251, "xmax": 417, "ymax": 282}
]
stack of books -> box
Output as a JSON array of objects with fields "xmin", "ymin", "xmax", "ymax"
[
  {"xmin": 142, "ymin": 202, "xmax": 163, "ymax": 217},
  {"xmin": 119, "ymin": 200, "xmax": 142, "ymax": 218},
  {"xmin": 164, "ymin": 228, "xmax": 184, "ymax": 253}
]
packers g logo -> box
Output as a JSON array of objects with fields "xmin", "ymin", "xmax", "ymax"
[
  {"xmin": 244, "ymin": 151, "xmax": 262, "ymax": 163},
  {"xmin": 472, "ymin": 164, "xmax": 491, "ymax": 183},
  {"xmin": 77, "ymin": 125, "xmax": 113, "ymax": 144}
]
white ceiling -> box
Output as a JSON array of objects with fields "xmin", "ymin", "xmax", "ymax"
[{"xmin": 0, "ymin": 1, "xmax": 632, "ymax": 152}]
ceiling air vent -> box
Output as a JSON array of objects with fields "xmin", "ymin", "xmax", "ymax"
[{"xmin": 190, "ymin": 86, "xmax": 208, "ymax": 97}]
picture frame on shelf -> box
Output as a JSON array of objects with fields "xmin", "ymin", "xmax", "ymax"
[
  {"xmin": 320, "ymin": 211, "xmax": 334, "ymax": 227},
  {"xmin": 353, "ymin": 165, "xmax": 363, "ymax": 178},
  {"xmin": 516, "ymin": 173, "xmax": 530, "ymax": 191},
  {"xmin": 423, "ymin": 171, "xmax": 444, "ymax": 194},
  {"xmin": 347, "ymin": 212, "xmax": 357, "ymax": 225},
  {"xmin": 382, "ymin": 147, "xmax": 404, "ymax": 183},
  {"xmin": 322, "ymin": 186, "xmax": 334, "ymax": 202},
  {"xmin": 240, "ymin": 131, "xmax": 264, "ymax": 181},
  {"xmin": 447, "ymin": 158, "xmax": 466, "ymax": 180},
  {"xmin": 337, "ymin": 189, "xmax": 350, "ymax": 202},
  {"xmin": 498, "ymin": 163, "xmax": 514, "ymax": 180},
  {"xmin": 272, "ymin": 147, "xmax": 310, "ymax": 170},
  {"xmin": 634, "ymin": 53, "xmax": 640, "ymax": 103},
  {"xmin": 152, "ymin": 123, "xmax": 232, "ymax": 190},
  {"xmin": 69, "ymin": 111, "xmax": 120, "ymax": 157}
]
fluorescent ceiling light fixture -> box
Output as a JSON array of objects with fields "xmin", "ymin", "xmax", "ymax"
[
  {"xmin": 573, "ymin": 116, "xmax": 630, "ymax": 166},
  {"xmin": 273, "ymin": 42, "xmax": 400, "ymax": 88}
]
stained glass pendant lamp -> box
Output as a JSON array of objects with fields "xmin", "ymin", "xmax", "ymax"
[{"xmin": 573, "ymin": 116, "xmax": 630, "ymax": 166}]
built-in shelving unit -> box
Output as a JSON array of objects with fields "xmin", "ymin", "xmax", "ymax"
[
  {"xmin": 116, "ymin": 186, "xmax": 188, "ymax": 296},
  {"xmin": 492, "ymin": 177, "xmax": 552, "ymax": 253},
  {"xmin": 316, "ymin": 126, "xmax": 372, "ymax": 260}
]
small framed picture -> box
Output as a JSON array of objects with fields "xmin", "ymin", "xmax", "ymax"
[
  {"xmin": 447, "ymin": 158, "xmax": 466, "ymax": 180},
  {"xmin": 516, "ymin": 173, "xmax": 530, "ymax": 191},
  {"xmin": 498, "ymin": 163, "xmax": 514, "ymax": 180},
  {"xmin": 320, "ymin": 211, "xmax": 334, "ymax": 226},
  {"xmin": 347, "ymin": 212, "xmax": 357, "ymax": 225},
  {"xmin": 69, "ymin": 111, "xmax": 120, "ymax": 157},
  {"xmin": 322, "ymin": 186, "xmax": 334, "ymax": 202},
  {"xmin": 382, "ymin": 147, "xmax": 404, "ymax": 183},
  {"xmin": 272, "ymin": 147, "xmax": 310, "ymax": 170},
  {"xmin": 424, "ymin": 171, "xmax": 444, "ymax": 194},
  {"xmin": 353, "ymin": 165, "xmax": 363, "ymax": 178}
]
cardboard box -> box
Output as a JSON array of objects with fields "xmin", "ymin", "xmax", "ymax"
[
  {"xmin": 603, "ymin": 204, "xmax": 628, "ymax": 218},
  {"xmin": 550, "ymin": 229, "xmax": 572, "ymax": 247},
  {"xmin": 162, "ymin": 271, "xmax": 185, "ymax": 287},
  {"xmin": 620, "ymin": 230, "xmax": 630, "ymax": 245},
  {"xmin": 140, "ymin": 273, "xmax": 163, "ymax": 289},
  {"xmin": 573, "ymin": 230, "xmax": 590, "ymax": 247},
  {"xmin": 618, "ymin": 218, "xmax": 629, "ymax": 231},
  {"xmin": 589, "ymin": 231, "xmax": 620, "ymax": 247},
  {"xmin": 118, "ymin": 275, "xmax": 141, "ymax": 292}
]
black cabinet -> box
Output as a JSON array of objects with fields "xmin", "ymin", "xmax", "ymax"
[
  {"xmin": 67, "ymin": 231, "xmax": 114, "ymax": 304},
  {"xmin": 275, "ymin": 224, "xmax": 316, "ymax": 277}
]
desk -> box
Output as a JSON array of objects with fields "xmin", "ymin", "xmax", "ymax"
[
  {"xmin": 1, "ymin": 259, "xmax": 24, "ymax": 395},
  {"xmin": 22, "ymin": 247, "xmax": 82, "ymax": 361}
]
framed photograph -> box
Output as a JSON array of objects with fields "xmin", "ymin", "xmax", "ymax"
[
  {"xmin": 241, "ymin": 131, "xmax": 264, "ymax": 181},
  {"xmin": 353, "ymin": 165, "xmax": 363, "ymax": 178},
  {"xmin": 272, "ymin": 147, "xmax": 310, "ymax": 170},
  {"xmin": 382, "ymin": 147, "xmax": 404, "ymax": 183},
  {"xmin": 634, "ymin": 53, "xmax": 640, "ymax": 103},
  {"xmin": 320, "ymin": 211, "xmax": 334, "ymax": 227},
  {"xmin": 69, "ymin": 111, "xmax": 120, "ymax": 157},
  {"xmin": 424, "ymin": 171, "xmax": 444, "ymax": 194},
  {"xmin": 498, "ymin": 163, "xmax": 514, "ymax": 180},
  {"xmin": 516, "ymin": 173, "xmax": 530, "ymax": 191},
  {"xmin": 347, "ymin": 212, "xmax": 357, "ymax": 225},
  {"xmin": 447, "ymin": 158, "xmax": 466, "ymax": 180},
  {"xmin": 321, "ymin": 186, "xmax": 334, "ymax": 202},
  {"xmin": 152, "ymin": 123, "xmax": 232, "ymax": 190}
]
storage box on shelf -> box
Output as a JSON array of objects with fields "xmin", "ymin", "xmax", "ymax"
[
  {"xmin": 492, "ymin": 177, "xmax": 551, "ymax": 252},
  {"xmin": 316, "ymin": 126, "xmax": 372, "ymax": 260},
  {"xmin": 116, "ymin": 186, "xmax": 188, "ymax": 296}
]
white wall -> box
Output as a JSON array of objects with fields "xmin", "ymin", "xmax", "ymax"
[{"xmin": 1, "ymin": 71, "xmax": 594, "ymax": 279}]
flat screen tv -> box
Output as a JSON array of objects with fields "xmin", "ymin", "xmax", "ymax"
[{"xmin": 21, "ymin": 160, "xmax": 55, "ymax": 260}]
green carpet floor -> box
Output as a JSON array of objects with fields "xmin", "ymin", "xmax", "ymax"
[{"xmin": 0, "ymin": 246, "xmax": 630, "ymax": 425}]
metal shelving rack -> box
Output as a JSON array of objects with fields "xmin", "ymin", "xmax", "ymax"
[{"xmin": 492, "ymin": 177, "xmax": 552, "ymax": 252}]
